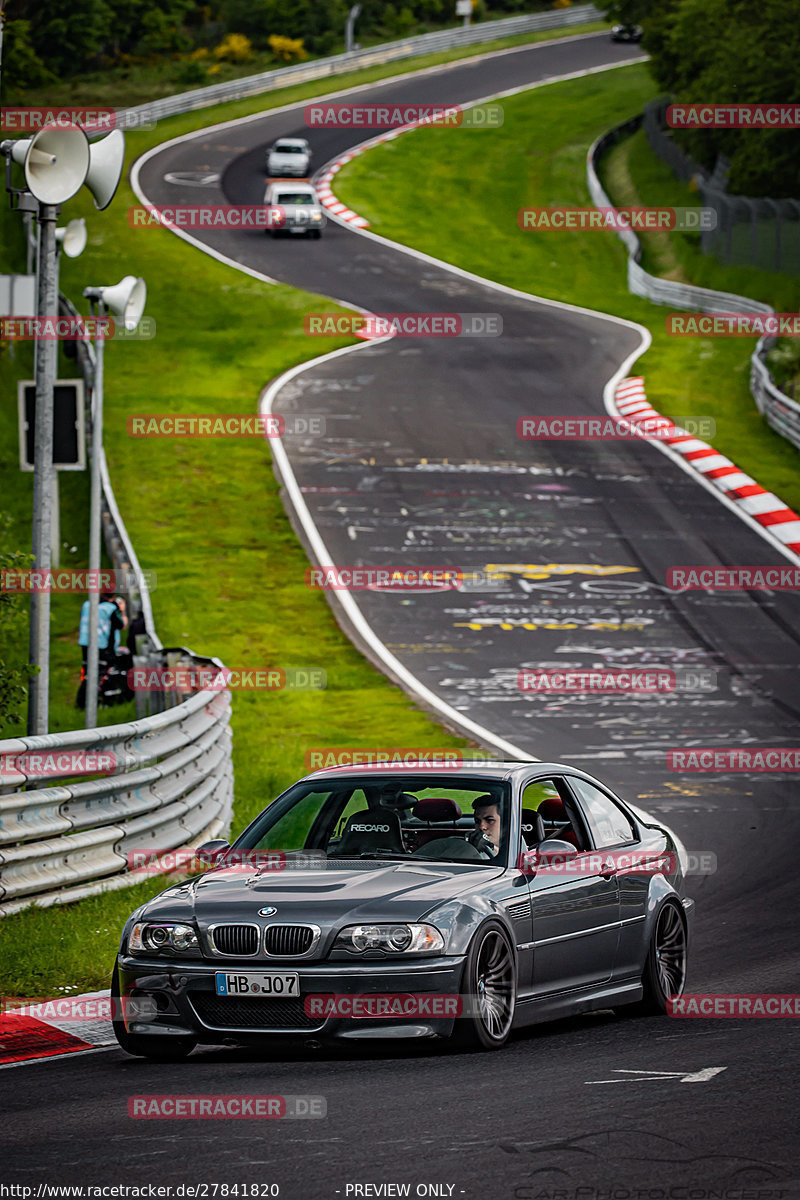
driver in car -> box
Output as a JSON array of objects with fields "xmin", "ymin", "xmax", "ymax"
[{"xmin": 471, "ymin": 795, "xmax": 502, "ymax": 856}]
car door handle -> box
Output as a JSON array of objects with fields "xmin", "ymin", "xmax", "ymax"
[{"xmin": 599, "ymin": 859, "xmax": 617, "ymax": 879}]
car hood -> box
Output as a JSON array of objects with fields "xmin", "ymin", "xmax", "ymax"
[{"xmin": 137, "ymin": 859, "xmax": 504, "ymax": 927}]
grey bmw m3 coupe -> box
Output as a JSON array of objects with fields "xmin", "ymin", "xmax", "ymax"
[{"xmin": 112, "ymin": 761, "xmax": 693, "ymax": 1057}]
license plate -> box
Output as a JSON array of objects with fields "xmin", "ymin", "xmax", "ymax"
[{"xmin": 215, "ymin": 971, "xmax": 299, "ymax": 997}]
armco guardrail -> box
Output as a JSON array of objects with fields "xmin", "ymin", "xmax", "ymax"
[
  {"xmin": 750, "ymin": 352, "xmax": 800, "ymax": 448},
  {"xmin": 587, "ymin": 118, "xmax": 800, "ymax": 450},
  {"xmin": 0, "ymin": 680, "xmax": 233, "ymax": 917},
  {"xmin": 116, "ymin": 5, "xmax": 600, "ymax": 129}
]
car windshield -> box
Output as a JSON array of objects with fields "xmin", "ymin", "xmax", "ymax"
[
  {"xmin": 234, "ymin": 775, "xmax": 511, "ymax": 866},
  {"xmin": 276, "ymin": 192, "xmax": 315, "ymax": 205},
  {"xmin": 273, "ymin": 144, "xmax": 304, "ymax": 153}
]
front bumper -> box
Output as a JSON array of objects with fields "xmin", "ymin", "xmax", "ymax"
[
  {"xmin": 283, "ymin": 216, "xmax": 324, "ymax": 234},
  {"xmin": 117, "ymin": 953, "xmax": 466, "ymax": 1043}
]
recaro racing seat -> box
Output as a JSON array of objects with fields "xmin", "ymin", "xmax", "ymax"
[
  {"xmin": 520, "ymin": 810, "xmax": 546, "ymax": 848},
  {"xmin": 333, "ymin": 808, "xmax": 406, "ymax": 856}
]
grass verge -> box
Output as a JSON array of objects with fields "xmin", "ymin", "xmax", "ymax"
[{"xmin": 334, "ymin": 63, "xmax": 800, "ymax": 511}]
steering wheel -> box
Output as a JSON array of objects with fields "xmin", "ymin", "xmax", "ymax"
[{"xmin": 467, "ymin": 828, "xmax": 496, "ymax": 858}]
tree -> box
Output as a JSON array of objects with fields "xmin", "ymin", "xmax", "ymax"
[
  {"xmin": 0, "ymin": 18, "xmax": 58, "ymax": 93},
  {"xmin": 595, "ymin": 0, "xmax": 800, "ymax": 197}
]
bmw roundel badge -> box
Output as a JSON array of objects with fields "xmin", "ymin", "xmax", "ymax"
[{"xmin": 258, "ymin": 906, "xmax": 277, "ymax": 916}]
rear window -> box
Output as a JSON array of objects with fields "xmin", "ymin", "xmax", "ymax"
[{"xmin": 273, "ymin": 144, "xmax": 304, "ymax": 153}]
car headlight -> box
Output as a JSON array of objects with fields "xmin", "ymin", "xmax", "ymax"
[
  {"xmin": 333, "ymin": 923, "xmax": 444, "ymax": 954},
  {"xmin": 311, "ymin": 212, "xmax": 322, "ymax": 221},
  {"xmin": 128, "ymin": 922, "xmax": 199, "ymax": 955}
]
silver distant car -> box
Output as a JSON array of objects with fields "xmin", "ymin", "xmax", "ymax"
[
  {"xmin": 264, "ymin": 180, "xmax": 325, "ymax": 239},
  {"xmin": 266, "ymin": 137, "xmax": 311, "ymax": 177},
  {"xmin": 111, "ymin": 761, "xmax": 694, "ymax": 1058}
]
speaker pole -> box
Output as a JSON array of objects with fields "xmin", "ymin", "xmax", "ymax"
[
  {"xmin": 84, "ymin": 303, "xmax": 104, "ymax": 729},
  {"xmin": 49, "ymin": 235, "xmax": 65, "ymax": 570},
  {"xmin": 27, "ymin": 203, "xmax": 58, "ymax": 736}
]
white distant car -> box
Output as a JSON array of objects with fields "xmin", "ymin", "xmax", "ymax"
[
  {"xmin": 264, "ymin": 180, "xmax": 325, "ymax": 239},
  {"xmin": 266, "ymin": 137, "xmax": 311, "ymax": 177}
]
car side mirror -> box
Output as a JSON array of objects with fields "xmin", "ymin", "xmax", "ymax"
[
  {"xmin": 518, "ymin": 838, "xmax": 579, "ymax": 875},
  {"xmin": 195, "ymin": 839, "xmax": 230, "ymax": 867}
]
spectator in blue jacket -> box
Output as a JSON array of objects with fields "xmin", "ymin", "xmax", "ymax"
[{"xmin": 77, "ymin": 590, "xmax": 127, "ymax": 707}]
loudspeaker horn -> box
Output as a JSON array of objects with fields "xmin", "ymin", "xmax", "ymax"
[
  {"xmin": 56, "ymin": 217, "xmax": 88, "ymax": 258},
  {"xmin": 7, "ymin": 124, "xmax": 90, "ymax": 205},
  {"xmin": 84, "ymin": 130, "xmax": 125, "ymax": 210},
  {"xmin": 87, "ymin": 275, "xmax": 147, "ymax": 331}
]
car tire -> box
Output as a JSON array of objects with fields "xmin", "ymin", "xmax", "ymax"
[
  {"xmin": 450, "ymin": 920, "xmax": 516, "ymax": 1051},
  {"xmin": 629, "ymin": 900, "xmax": 688, "ymax": 1016},
  {"xmin": 312, "ymin": 230, "xmax": 321, "ymax": 240},
  {"xmin": 111, "ymin": 966, "xmax": 196, "ymax": 1060}
]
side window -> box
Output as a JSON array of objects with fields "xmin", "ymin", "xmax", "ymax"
[
  {"xmin": 570, "ymin": 779, "xmax": 636, "ymax": 848},
  {"xmin": 521, "ymin": 779, "xmax": 562, "ymax": 811},
  {"xmin": 520, "ymin": 778, "xmax": 585, "ymax": 849}
]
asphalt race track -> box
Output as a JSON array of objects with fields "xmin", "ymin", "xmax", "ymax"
[{"xmin": 6, "ymin": 31, "xmax": 799, "ymax": 1198}]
